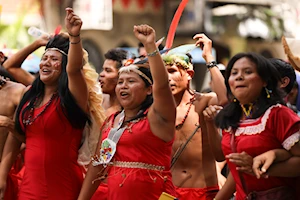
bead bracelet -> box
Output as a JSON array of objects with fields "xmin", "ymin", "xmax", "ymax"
[{"xmin": 147, "ymin": 49, "xmax": 159, "ymax": 57}]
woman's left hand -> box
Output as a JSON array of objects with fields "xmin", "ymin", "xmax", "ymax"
[
  {"xmin": 65, "ymin": 7, "xmax": 82, "ymax": 37},
  {"xmin": 133, "ymin": 24, "xmax": 156, "ymax": 47},
  {"xmin": 226, "ymin": 151, "xmax": 254, "ymax": 175}
]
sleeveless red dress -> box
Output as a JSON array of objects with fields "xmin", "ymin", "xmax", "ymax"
[
  {"xmin": 18, "ymin": 97, "xmax": 84, "ymax": 200},
  {"xmin": 94, "ymin": 112, "xmax": 176, "ymax": 200}
]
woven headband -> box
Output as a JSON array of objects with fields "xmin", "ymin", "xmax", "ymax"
[
  {"xmin": 44, "ymin": 48, "xmax": 68, "ymax": 56},
  {"xmin": 119, "ymin": 65, "xmax": 152, "ymax": 85}
]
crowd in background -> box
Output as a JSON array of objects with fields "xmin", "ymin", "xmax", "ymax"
[{"xmin": 0, "ymin": 7, "xmax": 300, "ymax": 200}]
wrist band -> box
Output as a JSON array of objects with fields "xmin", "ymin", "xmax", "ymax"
[
  {"xmin": 68, "ymin": 33, "xmax": 80, "ymax": 37},
  {"xmin": 70, "ymin": 39, "xmax": 81, "ymax": 45},
  {"xmin": 206, "ymin": 61, "xmax": 218, "ymax": 69},
  {"xmin": 147, "ymin": 49, "xmax": 159, "ymax": 57}
]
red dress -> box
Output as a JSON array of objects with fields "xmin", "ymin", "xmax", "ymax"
[
  {"xmin": 95, "ymin": 112, "xmax": 176, "ymax": 200},
  {"xmin": 4, "ymin": 151, "xmax": 24, "ymax": 200},
  {"xmin": 222, "ymin": 104, "xmax": 300, "ymax": 200},
  {"xmin": 18, "ymin": 97, "xmax": 84, "ymax": 200}
]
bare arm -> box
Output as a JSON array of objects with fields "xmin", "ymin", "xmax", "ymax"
[
  {"xmin": 216, "ymin": 161, "xmax": 227, "ymax": 189},
  {"xmin": 193, "ymin": 34, "xmax": 227, "ymax": 106},
  {"xmin": 133, "ymin": 25, "xmax": 176, "ymax": 142},
  {"xmin": 215, "ymin": 172, "xmax": 236, "ymax": 200},
  {"xmin": 65, "ymin": 8, "xmax": 88, "ymax": 112},
  {"xmin": 78, "ymin": 131, "xmax": 105, "ymax": 200},
  {"xmin": 0, "ymin": 133, "xmax": 22, "ymax": 197},
  {"xmin": 2, "ymin": 36, "xmax": 49, "ymax": 85},
  {"xmin": 78, "ymin": 163, "xmax": 104, "ymax": 200},
  {"xmin": 253, "ymin": 144, "xmax": 300, "ymax": 178},
  {"xmin": 267, "ymin": 156, "xmax": 300, "ymax": 177},
  {"xmin": 203, "ymin": 105, "xmax": 225, "ymax": 161}
]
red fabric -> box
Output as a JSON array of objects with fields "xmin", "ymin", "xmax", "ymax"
[
  {"xmin": 137, "ymin": 0, "xmax": 146, "ymax": 9},
  {"xmin": 175, "ymin": 185, "xmax": 219, "ymax": 200},
  {"xmin": 4, "ymin": 151, "xmax": 24, "ymax": 200},
  {"xmin": 222, "ymin": 105, "xmax": 299, "ymax": 200},
  {"xmin": 4, "ymin": 173, "xmax": 19, "ymax": 200},
  {"xmin": 100, "ymin": 112, "xmax": 176, "ymax": 200},
  {"xmin": 121, "ymin": 0, "xmax": 131, "ymax": 8},
  {"xmin": 18, "ymin": 98, "xmax": 84, "ymax": 200},
  {"xmin": 153, "ymin": 0, "xmax": 163, "ymax": 9},
  {"xmin": 90, "ymin": 183, "xmax": 108, "ymax": 200}
]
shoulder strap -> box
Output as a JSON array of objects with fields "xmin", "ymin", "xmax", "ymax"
[
  {"xmin": 171, "ymin": 125, "xmax": 200, "ymax": 168},
  {"xmin": 230, "ymin": 131, "xmax": 249, "ymax": 195}
]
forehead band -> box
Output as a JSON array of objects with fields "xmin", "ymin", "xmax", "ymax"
[
  {"xmin": 44, "ymin": 48, "xmax": 68, "ymax": 56},
  {"xmin": 119, "ymin": 65, "xmax": 152, "ymax": 85}
]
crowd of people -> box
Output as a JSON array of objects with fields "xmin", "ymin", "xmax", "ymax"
[{"xmin": 0, "ymin": 7, "xmax": 299, "ymax": 200}]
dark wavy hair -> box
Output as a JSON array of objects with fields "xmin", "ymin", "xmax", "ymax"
[
  {"xmin": 215, "ymin": 52, "xmax": 285, "ymax": 129},
  {"xmin": 15, "ymin": 34, "xmax": 89, "ymax": 135},
  {"xmin": 104, "ymin": 48, "xmax": 128, "ymax": 69}
]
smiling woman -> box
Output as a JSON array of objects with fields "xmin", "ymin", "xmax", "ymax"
[
  {"xmin": 0, "ymin": 8, "xmax": 93, "ymax": 200},
  {"xmin": 39, "ymin": 49, "xmax": 63, "ymax": 84},
  {"xmin": 213, "ymin": 52, "xmax": 300, "ymax": 200}
]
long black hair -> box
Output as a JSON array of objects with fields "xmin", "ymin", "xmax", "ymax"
[
  {"xmin": 215, "ymin": 52, "xmax": 285, "ymax": 129},
  {"xmin": 15, "ymin": 34, "xmax": 89, "ymax": 135}
]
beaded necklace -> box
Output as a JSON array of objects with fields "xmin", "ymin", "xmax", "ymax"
[
  {"xmin": 240, "ymin": 103, "xmax": 253, "ymax": 119},
  {"xmin": 23, "ymin": 93, "xmax": 58, "ymax": 126},
  {"xmin": 175, "ymin": 94, "xmax": 195, "ymax": 130},
  {"xmin": 0, "ymin": 76, "xmax": 8, "ymax": 90}
]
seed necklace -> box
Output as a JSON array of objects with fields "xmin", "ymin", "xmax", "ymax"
[
  {"xmin": 175, "ymin": 94, "xmax": 195, "ymax": 130},
  {"xmin": 23, "ymin": 93, "xmax": 58, "ymax": 126}
]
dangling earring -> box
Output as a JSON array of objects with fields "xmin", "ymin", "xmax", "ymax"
[
  {"xmin": 265, "ymin": 87, "xmax": 271, "ymax": 99},
  {"xmin": 233, "ymin": 98, "xmax": 237, "ymax": 102}
]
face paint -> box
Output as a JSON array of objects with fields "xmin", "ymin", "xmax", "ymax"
[{"xmin": 172, "ymin": 73, "xmax": 184, "ymax": 82}]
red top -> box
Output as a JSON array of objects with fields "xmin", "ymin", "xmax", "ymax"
[
  {"xmin": 100, "ymin": 112, "xmax": 176, "ymax": 200},
  {"xmin": 18, "ymin": 97, "xmax": 84, "ymax": 200},
  {"xmin": 222, "ymin": 104, "xmax": 300, "ymax": 200}
]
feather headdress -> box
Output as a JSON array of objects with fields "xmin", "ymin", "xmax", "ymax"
[{"xmin": 282, "ymin": 36, "xmax": 300, "ymax": 71}]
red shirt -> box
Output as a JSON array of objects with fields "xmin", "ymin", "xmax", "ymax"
[{"xmin": 222, "ymin": 104, "xmax": 300, "ymax": 200}]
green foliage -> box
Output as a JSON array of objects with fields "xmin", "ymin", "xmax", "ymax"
[{"xmin": 0, "ymin": 3, "xmax": 34, "ymax": 49}]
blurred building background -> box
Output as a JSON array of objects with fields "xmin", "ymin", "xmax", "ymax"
[{"xmin": 0, "ymin": 0, "xmax": 300, "ymax": 90}]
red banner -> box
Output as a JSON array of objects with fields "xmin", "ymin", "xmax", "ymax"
[{"xmin": 114, "ymin": 0, "xmax": 163, "ymax": 10}]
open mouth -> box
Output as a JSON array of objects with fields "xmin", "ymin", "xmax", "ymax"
[
  {"xmin": 120, "ymin": 91, "xmax": 129, "ymax": 98},
  {"xmin": 40, "ymin": 68, "xmax": 52, "ymax": 74}
]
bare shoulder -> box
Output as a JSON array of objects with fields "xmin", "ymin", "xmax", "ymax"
[
  {"xmin": 7, "ymin": 81, "xmax": 26, "ymax": 94},
  {"xmin": 6, "ymin": 81, "xmax": 26, "ymax": 105},
  {"xmin": 193, "ymin": 92, "xmax": 218, "ymax": 114}
]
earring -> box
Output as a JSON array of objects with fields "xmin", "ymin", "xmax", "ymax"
[
  {"xmin": 233, "ymin": 98, "xmax": 237, "ymax": 102},
  {"xmin": 265, "ymin": 87, "xmax": 271, "ymax": 98}
]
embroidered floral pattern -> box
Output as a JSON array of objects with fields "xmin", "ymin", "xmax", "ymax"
[{"xmin": 282, "ymin": 132, "xmax": 300, "ymax": 150}]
